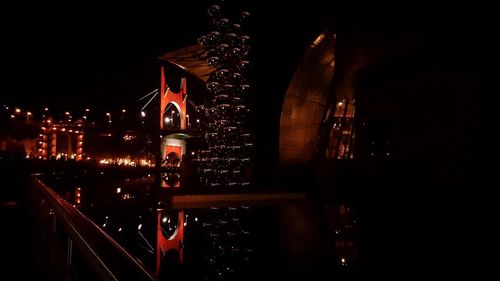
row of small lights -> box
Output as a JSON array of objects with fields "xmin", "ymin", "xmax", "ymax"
[
  {"xmin": 4, "ymin": 105, "xmax": 149, "ymax": 123},
  {"xmin": 3, "ymin": 106, "xmax": 33, "ymax": 120},
  {"xmin": 5, "ymin": 105, "xmax": 202, "ymax": 129}
]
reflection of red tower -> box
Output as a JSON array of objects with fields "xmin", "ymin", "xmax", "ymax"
[
  {"xmin": 160, "ymin": 66, "xmax": 187, "ymax": 130},
  {"xmin": 156, "ymin": 210, "xmax": 185, "ymax": 273}
]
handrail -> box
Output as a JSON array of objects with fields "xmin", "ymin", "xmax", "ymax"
[{"xmin": 30, "ymin": 176, "xmax": 158, "ymax": 281}]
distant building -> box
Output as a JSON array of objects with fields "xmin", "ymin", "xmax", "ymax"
[{"xmin": 40, "ymin": 121, "xmax": 84, "ymax": 160}]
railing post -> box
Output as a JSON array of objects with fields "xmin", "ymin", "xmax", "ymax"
[
  {"xmin": 51, "ymin": 209, "xmax": 56, "ymax": 234},
  {"xmin": 49, "ymin": 208, "xmax": 56, "ymax": 264},
  {"xmin": 67, "ymin": 238, "xmax": 73, "ymax": 266}
]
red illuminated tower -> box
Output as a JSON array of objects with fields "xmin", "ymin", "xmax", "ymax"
[{"xmin": 159, "ymin": 66, "xmax": 187, "ymax": 130}]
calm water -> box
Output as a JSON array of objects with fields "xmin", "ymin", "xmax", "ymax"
[{"xmin": 43, "ymin": 171, "xmax": 357, "ymax": 281}]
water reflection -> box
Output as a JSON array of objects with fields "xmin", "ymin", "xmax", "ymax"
[
  {"xmin": 157, "ymin": 210, "xmax": 184, "ymax": 275},
  {"xmin": 161, "ymin": 172, "xmax": 181, "ymax": 188},
  {"xmin": 44, "ymin": 172, "xmax": 357, "ymax": 280},
  {"xmin": 179, "ymin": 207, "xmax": 253, "ymax": 281}
]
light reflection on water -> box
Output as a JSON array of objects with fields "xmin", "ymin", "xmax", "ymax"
[{"xmin": 44, "ymin": 172, "xmax": 357, "ymax": 280}]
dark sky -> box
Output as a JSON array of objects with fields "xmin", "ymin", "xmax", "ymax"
[
  {"xmin": 2, "ymin": 1, "xmax": 497, "ymax": 113},
  {"xmin": 0, "ymin": 2, "xmax": 214, "ymax": 111}
]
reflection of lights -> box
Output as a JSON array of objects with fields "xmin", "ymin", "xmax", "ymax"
[
  {"xmin": 162, "ymin": 217, "xmax": 168, "ymax": 223},
  {"xmin": 116, "ymin": 187, "xmax": 121, "ymax": 194},
  {"xmin": 123, "ymin": 134, "xmax": 136, "ymax": 141},
  {"xmin": 311, "ymin": 33, "xmax": 325, "ymax": 47},
  {"xmin": 122, "ymin": 193, "xmax": 133, "ymax": 200},
  {"xmin": 138, "ymin": 224, "xmax": 142, "ymax": 230}
]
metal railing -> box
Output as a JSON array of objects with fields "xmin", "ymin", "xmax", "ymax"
[{"xmin": 29, "ymin": 175, "xmax": 158, "ymax": 281}]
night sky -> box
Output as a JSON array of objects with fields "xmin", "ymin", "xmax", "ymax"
[
  {"xmin": 2, "ymin": 2, "xmax": 498, "ymax": 105},
  {"xmin": 0, "ymin": 2, "xmax": 215, "ymax": 112}
]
